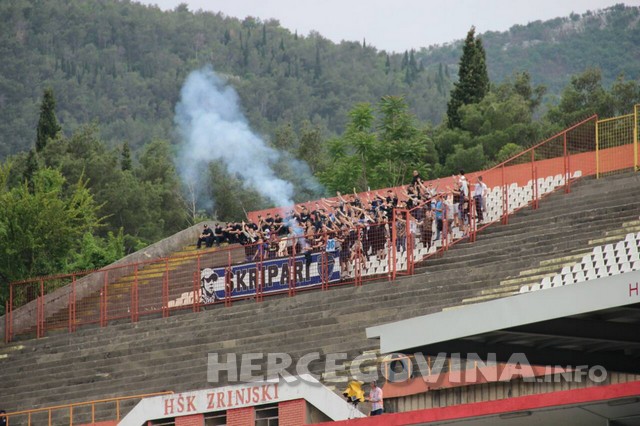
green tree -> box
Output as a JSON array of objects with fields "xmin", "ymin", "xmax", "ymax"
[
  {"xmin": 65, "ymin": 230, "xmax": 125, "ymax": 272},
  {"xmin": 121, "ymin": 142, "xmax": 132, "ymax": 171},
  {"xmin": 297, "ymin": 121, "xmax": 325, "ymax": 174},
  {"xmin": 610, "ymin": 74, "xmax": 640, "ymax": 116},
  {"xmin": 22, "ymin": 149, "xmax": 40, "ymax": 190},
  {"xmin": 346, "ymin": 103, "xmax": 377, "ymax": 190},
  {"xmin": 546, "ymin": 68, "xmax": 614, "ymax": 126},
  {"xmin": 0, "ymin": 167, "xmax": 101, "ymax": 289},
  {"xmin": 446, "ymin": 27, "xmax": 490, "ymax": 129},
  {"xmin": 494, "ymin": 142, "xmax": 524, "ymax": 164},
  {"xmin": 35, "ymin": 88, "xmax": 62, "ymax": 153},
  {"xmin": 320, "ymin": 97, "xmax": 430, "ymax": 192}
]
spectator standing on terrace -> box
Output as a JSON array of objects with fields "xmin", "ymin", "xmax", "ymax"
[
  {"xmin": 411, "ymin": 169, "xmax": 422, "ymax": 188},
  {"xmin": 452, "ymin": 179, "xmax": 461, "ymax": 228},
  {"xmin": 367, "ymin": 381, "xmax": 384, "ymax": 416},
  {"xmin": 474, "ymin": 176, "xmax": 488, "ymax": 223},
  {"xmin": 419, "ymin": 207, "xmax": 434, "ymax": 252},
  {"xmin": 385, "ymin": 189, "xmax": 398, "ymax": 208},
  {"xmin": 458, "ymin": 170, "xmax": 469, "ymax": 229},
  {"xmin": 196, "ymin": 224, "xmax": 214, "ymax": 249},
  {"xmin": 253, "ymin": 237, "xmax": 268, "ymax": 261},
  {"xmin": 434, "ymin": 194, "xmax": 444, "ymax": 241},
  {"xmin": 0, "ymin": 410, "xmax": 6, "ymax": 426},
  {"xmin": 274, "ymin": 213, "xmax": 286, "ymax": 236},
  {"xmin": 445, "ymin": 192, "xmax": 455, "ymax": 239}
]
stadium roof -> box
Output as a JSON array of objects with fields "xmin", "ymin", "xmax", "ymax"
[{"xmin": 367, "ymin": 270, "xmax": 640, "ymax": 375}]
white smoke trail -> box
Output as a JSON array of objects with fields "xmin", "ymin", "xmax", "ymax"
[{"xmin": 175, "ymin": 66, "xmax": 308, "ymax": 210}]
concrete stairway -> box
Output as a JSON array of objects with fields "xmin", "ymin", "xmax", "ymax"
[{"xmin": 1, "ymin": 172, "xmax": 639, "ymax": 423}]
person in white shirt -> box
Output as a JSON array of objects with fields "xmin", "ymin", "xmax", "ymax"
[
  {"xmin": 367, "ymin": 380, "xmax": 384, "ymax": 416},
  {"xmin": 474, "ymin": 176, "xmax": 488, "ymax": 223}
]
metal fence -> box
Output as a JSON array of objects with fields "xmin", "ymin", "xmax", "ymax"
[{"xmin": 5, "ymin": 107, "xmax": 640, "ymax": 343}]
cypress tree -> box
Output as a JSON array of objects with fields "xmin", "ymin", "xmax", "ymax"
[
  {"xmin": 23, "ymin": 149, "xmax": 40, "ymax": 191},
  {"xmin": 35, "ymin": 88, "xmax": 61, "ymax": 152},
  {"xmin": 121, "ymin": 142, "xmax": 132, "ymax": 171},
  {"xmin": 314, "ymin": 45, "xmax": 322, "ymax": 80},
  {"xmin": 446, "ymin": 27, "xmax": 490, "ymax": 129}
]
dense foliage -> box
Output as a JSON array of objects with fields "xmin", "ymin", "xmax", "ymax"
[
  {"xmin": 0, "ymin": 0, "xmax": 451, "ymax": 159},
  {"xmin": 417, "ymin": 4, "xmax": 640, "ymax": 94}
]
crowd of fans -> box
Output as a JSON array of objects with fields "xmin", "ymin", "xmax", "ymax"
[{"xmin": 196, "ymin": 170, "xmax": 488, "ymax": 272}]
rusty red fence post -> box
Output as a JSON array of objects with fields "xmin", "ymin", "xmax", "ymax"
[
  {"xmin": 442, "ymin": 204, "xmax": 449, "ymax": 251},
  {"xmin": 162, "ymin": 259, "xmax": 169, "ymax": 318},
  {"xmin": 192, "ymin": 271, "xmax": 199, "ymax": 312},
  {"xmin": 289, "ymin": 237, "xmax": 297, "ymax": 296},
  {"xmin": 501, "ymin": 164, "xmax": 508, "ymax": 225},
  {"xmin": 101, "ymin": 271, "xmax": 109, "ymax": 327},
  {"xmin": 37, "ymin": 278, "xmax": 45, "ymax": 338},
  {"xmin": 225, "ymin": 251, "xmax": 232, "ymax": 307},
  {"xmin": 407, "ymin": 213, "xmax": 414, "ymax": 275},
  {"xmin": 8, "ymin": 283, "xmax": 13, "ymax": 343},
  {"xmin": 133, "ymin": 264, "xmax": 138, "ymax": 320},
  {"xmin": 257, "ymin": 245, "xmax": 264, "ymax": 302},
  {"xmin": 355, "ymin": 226, "xmax": 362, "ymax": 286},
  {"xmin": 68, "ymin": 274, "xmax": 77, "ymax": 333},
  {"xmin": 391, "ymin": 208, "xmax": 397, "ymax": 281},
  {"xmin": 531, "ymin": 148, "xmax": 536, "ymax": 208},
  {"xmin": 386, "ymin": 221, "xmax": 392, "ymax": 281},
  {"xmin": 4, "ymin": 301, "xmax": 8, "ymax": 343},
  {"xmin": 533, "ymin": 167, "xmax": 540, "ymax": 209},
  {"xmin": 130, "ymin": 283, "xmax": 137, "ymax": 323},
  {"xmin": 567, "ymin": 153, "xmax": 572, "ymax": 193},
  {"xmin": 321, "ymin": 243, "xmax": 329, "ymax": 290},
  {"xmin": 469, "ymin": 194, "xmax": 476, "ymax": 243}
]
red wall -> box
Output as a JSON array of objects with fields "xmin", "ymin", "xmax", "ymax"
[
  {"xmin": 175, "ymin": 414, "xmax": 204, "ymax": 426},
  {"xmin": 279, "ymin": 399, "xmax": 307, "ymax": 426},
  {"xmin": 226, "ymin": 406, "xmax": 255, "ymax": 426}
]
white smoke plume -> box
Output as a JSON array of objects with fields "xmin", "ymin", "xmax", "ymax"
[{"xmin": 175, "ymin": 66, "xmax": 315, "ymax": 211}]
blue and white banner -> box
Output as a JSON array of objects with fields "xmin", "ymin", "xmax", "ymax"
[{"xmin": 200, "ymin": 252, "xmax": 340, "ymax": 302}]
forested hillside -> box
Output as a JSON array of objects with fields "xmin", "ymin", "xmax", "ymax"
[
  {"xmin": 2, "ymin": 1, "xmax": 640, "ymax": 159},
  {"xmin": 418, "ymin": 3, "xmax": 640, "ymax": 93},
  {"xmin": 0, "ymin": 0, "xmax": 451, "ymax": 158}
]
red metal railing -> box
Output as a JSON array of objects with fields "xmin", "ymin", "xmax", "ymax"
[
  {"xmin": 5, "ymin": 113, "xmax": 632, "ymax": 343},
  {"xmin": 1, "ymin": 391, "xmax": 172, "ymax": 426},
  {"xmin": 406, "ymin": 115, "xmax": 598, "ymax": 264}
]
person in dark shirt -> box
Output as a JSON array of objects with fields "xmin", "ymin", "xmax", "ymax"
[
  {"xmin": 411, "ymin": 169, "xmax": 422, "ymax": 188},
  {"xmin": 299, "ymin": 206, "xmax": 311, "ymax": 224},
  {"xmin": 274, "ymin": 213, "xmax": 287, "ymax": 237},
  {"xmin": 264, "ymin": 212, "xmax": 275, "ymax": 230},
  {"xmin": 213, "ymin": 223, "xmax": 224, "ymax": 245},
  {"xmin": 385, "ymin": 189, "xmax": 398, "ymax": 208},
  {"xmin": 196, "ymin": 224, "xmax": 214, "ymax": 249}
]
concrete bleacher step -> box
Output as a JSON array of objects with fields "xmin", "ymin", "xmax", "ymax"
[
  {"xmin": 420, "ymin": 206, "xmax": 640, "ymax": 274},
  {"xmin": 2, "ymin": 172, "xmax": 640, "ymax": 416},
  {"xmin": 503, "ymin": 221, "xmax": 640, "ymax": 281}
]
